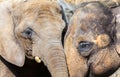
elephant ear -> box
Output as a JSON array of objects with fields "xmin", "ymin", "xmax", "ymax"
[
  {"xmin": 0, "ymin": 1, "xmax": 25, "ymax": 67},
  {"xmin": 57, "ymin": 0, "xmax": 75, "ymax": 23}
]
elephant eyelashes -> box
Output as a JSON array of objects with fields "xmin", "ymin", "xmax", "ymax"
[
  {"xmin": 77, "ymin": 41, "xmax": 93, "ymax": 53},
  {"xmin": 22, "ymin": 27, "xmax": 33, "ymax": 39}
]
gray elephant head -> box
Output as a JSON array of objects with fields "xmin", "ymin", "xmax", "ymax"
[
  {"xmin": 0, "ymin": 0, "xmax": 68, "ymax": 77},
  {"xmin": 64, "ymin": 2, "xmax": 120, "ymax": 77}
]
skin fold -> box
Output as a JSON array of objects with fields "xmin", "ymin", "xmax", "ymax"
[
  {"xmin": 64, "ymin": 2, "xmax": 120, "ymax": 77},
  {"xmin": 0, "ymin": 0, "xmax": 68, "ymax": 77}
]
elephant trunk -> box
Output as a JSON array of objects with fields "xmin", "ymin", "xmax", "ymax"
[
  {"xmin": 44, "ymin": 44, "xmax": 68, "ymax": 77},
  {"xmin": 32, "ymin": 39, "xmax": 68, "ymax": 77},
  {"xmin": 45, "ymin": 47, "xmax": 68, "ymax": 77}
]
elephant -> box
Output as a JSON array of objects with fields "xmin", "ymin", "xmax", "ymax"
[
  {"xmin": 64, "ymin": 2, "xmax": 120, "ymax": 77},
  {"xmin": 0, "ymin": 0, "xmax": 68, "ymax": 77}
]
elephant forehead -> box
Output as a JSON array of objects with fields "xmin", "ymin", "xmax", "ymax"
[
  {"xmin": 22, "ymin": 1, "xmax": 61, "ymax": 19},
  {"xmin": 14, "ymin": 0, "xmax": 65, "ymax": 28},
  {"xmin": 69, "ymin": 16, "xmax": 105, "ymax": 43},
  {"xmin": 76, "ymin": 12, "xmax": 109, "ymax": 31},
  {"xmin": 68, "ymin": 7, "xmax": 113, "ymax": 42}
]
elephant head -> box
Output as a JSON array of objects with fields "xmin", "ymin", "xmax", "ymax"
[
  {"xmin": 0, "ymin": 0, "xmax": 68, "ymax": 77},
  {"xmin": 64, "ymin": 2, "xmax": 120, "ymax": 77}
]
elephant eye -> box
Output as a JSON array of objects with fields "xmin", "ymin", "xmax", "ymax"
[
  {"xmin": 77, "ymin": 41, "xmax": 93, "ymax": 52},
  {"xmin": 22, "ymin": 27, "xmax": 33, "ymax": 39}
]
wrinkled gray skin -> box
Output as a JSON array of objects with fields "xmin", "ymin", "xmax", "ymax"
[
  {"xmin": 64, "ymin": 2, "xmax": 120, "ymax": 77},
  {"xmin": 0, "ymin": 0, "xmax": 68, "ymax": 77}
]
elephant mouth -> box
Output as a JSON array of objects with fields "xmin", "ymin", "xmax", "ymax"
[
  {"xmin": 25, "ymin": 50, "xmax": 52, "ymax": 77},
  {"xmin": 25, "ymin": 50, "xmax": 42, "ymax": 63},
  {"xmin": 19, "ymin": 57, "xmax": 52, "ymax": 77},
  {"xmin": 25, "ymin": 49, "xmax": 33, "ymax": 59},
  {"xmin": 0, "ymin": 55, "xmax": 51, "ymax": 77}
]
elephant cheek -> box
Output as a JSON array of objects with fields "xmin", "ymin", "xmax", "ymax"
[
  {"xmin": 64, "ymin": 36, "xmax": 88, "ymax": 77},
  {"xmin": 89, "ymin": 47, "xmax": 120, "ymax": 75}
]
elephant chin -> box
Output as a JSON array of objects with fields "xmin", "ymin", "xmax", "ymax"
[{"xmin": 88, "ymin": 46, "xmax": 120, "ymax": 76}]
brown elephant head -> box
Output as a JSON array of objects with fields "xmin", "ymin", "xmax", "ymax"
[
  {"xmin": 0, "ymin": 0, "xmax": 68, "ymax": 77},
  {"xmin": 64, "ymin": 2, "xmax": 120, "ymax": 77}
]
